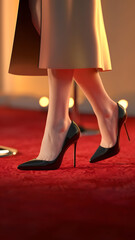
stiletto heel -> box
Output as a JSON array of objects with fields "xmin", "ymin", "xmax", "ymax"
[
  {"xmin": 124, "ymin": 122, "xmax": 130, "ymax": 141},
  {"xmin": 90, "ymin": 102, "xmax": 129, "ymax": 163},
  {"xmin": 18, "ymin": 121, "xmax": 80, "ymax": 170},
  {"xmin": 74, "ymin": 142, "xmax": 77, "ymax": 168}
]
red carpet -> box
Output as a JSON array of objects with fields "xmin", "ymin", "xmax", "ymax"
[{"xmin": 0, "ymin": 106, "xmax": 135, "ymax": 240}]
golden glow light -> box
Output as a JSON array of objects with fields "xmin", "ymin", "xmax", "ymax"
[
  {"xmin": 118, "ymin": 99, "xmax": 128, "ymax": 109},
  {"xmin": 39, "ymin": 97, "xmax": 49, "ymax": 107},
  {"xmin": 69, "ymin": 97, "xmax": 74, "ymax": 108}
]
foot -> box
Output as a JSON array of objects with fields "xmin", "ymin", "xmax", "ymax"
[
  {"xmin": 97, "ymin": 102, "xmax": 118, "ymax": 148},
  {"xmin": 35, "ymin": 118, "xmax": 72, "ymax": 161}
]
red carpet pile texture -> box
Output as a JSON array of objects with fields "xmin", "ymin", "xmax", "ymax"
[{"xmin": 0, "ymin": 106, "xmax": 135, "ymax": 240}]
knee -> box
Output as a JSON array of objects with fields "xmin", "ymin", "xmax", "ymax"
[
  {"xmin": 75, "ymin": 68, "xmax": 98, "ymax": 75},
  {"xmin": 47, "ymin": 68, "xmax": 74, "ymax": 79},
  {"xmin": 74, "ymin": 68, "xmax": 98, "ymax": 79}
]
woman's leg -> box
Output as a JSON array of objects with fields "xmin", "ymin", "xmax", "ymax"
[
  {"xmin": 73, "ymin": 68, "xmax": 118, "ymax": 148},
  {"xmin": 36, "ymin": 68, "xmax": 74, "ymax": 161},
  {"xmin": 28, "ymin": 1, "xmax": 75, "ymax": 161}
]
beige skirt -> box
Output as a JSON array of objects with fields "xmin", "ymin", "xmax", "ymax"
[{"xmin": 29, "ymin": 0, "xmax": 112, "ymax": 72}]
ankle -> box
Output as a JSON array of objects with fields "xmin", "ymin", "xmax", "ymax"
[
  {"xmin": 97, "ymin": 101, "xmax": 117, "ymax": 120},
  {"xmin": 55, "ymin": 119, "xmax": 71, "ymax": 133},
  {"xmin": 46, "ymin": 117, "xmax": 71, "ymax": 133}
]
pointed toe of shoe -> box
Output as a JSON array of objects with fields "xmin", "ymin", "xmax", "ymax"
[
  {"xmin": 17, "ymin": 159, "xmax": 45, "ymax": 170},
  {"xmin": 89, "ymin": 146, "xmax": 109, "ymax": 163},
  {"xmin": 17, "ymin": 164, "xmax": 23, "ymax": 170},
  {"xmin": 89, "ymin": 153, "xmax": 97, "ymax": 163},
  {"xmin": 90, "ymin": 145, "xmax": 120, "ymax": 163},
  {"xmin": 89, "ymin": 156, "xmax": 96, "ymax": 163},
  {"xmin": 89, "ymin": 154, "xmax": 99, "ymax": 163}
]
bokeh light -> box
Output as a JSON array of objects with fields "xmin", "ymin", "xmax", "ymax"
[
  {"xmin": 118, "ymin": 99, "xmax": 128, "ymax": 109},
  {"xmin": 69, "ymin": 97, "xmax": 74, "ymax": 108},
  {"xmin": 39, "ymin": 97, "xmax": 49, "ymax": 107}
]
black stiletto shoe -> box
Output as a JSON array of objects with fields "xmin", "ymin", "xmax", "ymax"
[
  {"xmin": 90, "ymin": 102, "xmax": 130, "ymax": 163},
  {"xmin": 17, "ymin": 121, "xmax": 80, "ymax": 170}
]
